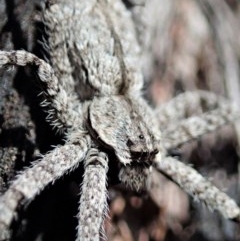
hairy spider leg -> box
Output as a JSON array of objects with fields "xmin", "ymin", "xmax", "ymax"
[
  {"xmin": 78, "ymin": 148, "xmax": 109, "ymax": 241},
  {"xmin": 153, "ymin": 156, "xmax": 240, "ymax": 221},
  {"xmin": 0, "ymin": 50, "xmax": 84, "ymax": 131},
  {"xmin": 156, "ymin": 90, "xmax": 234, "ymax": 128},
  {"xmin": 160, "ymin": 102, "xmax": 240, "ymax": 149},
  {"xmin": 0, "ymin": 140, "xmax": 89, "ymax": 240}
]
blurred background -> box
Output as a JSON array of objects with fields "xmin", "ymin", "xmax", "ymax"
[{"xmin": 0, "ymin": 0, "xmax": 240, "ymax": 240}]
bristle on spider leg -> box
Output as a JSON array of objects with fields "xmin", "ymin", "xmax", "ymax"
[
  {"xmin": 77, "ymin": 148, "xmax": 109, "ymax": 241},
  {"xmin": 0, "ymin": 141, "xmax": 88, "ymax": 239},
  {"xmin": 0, "ymin": 50, "xmax": 83, "ymax": 131},
  {"xmin": 153, "ymin": 156, "xmax": 240, "ymax": 221}
]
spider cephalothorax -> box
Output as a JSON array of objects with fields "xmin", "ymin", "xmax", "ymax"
[
  {"xmin": 88, "ymin": 95, "xmax": 162, "ymax": 190},
  {"xmin": 0, "ymin": 0, "xmax": 240, "ymax": 240},
  {"xmin": 89, "ymin": 96, "xmax": 162, "ymax": 163}
]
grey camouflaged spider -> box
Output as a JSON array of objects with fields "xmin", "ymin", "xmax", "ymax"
[{"xmin": 0, "ymin": 0, "xmax": 240, "ymax": 240}]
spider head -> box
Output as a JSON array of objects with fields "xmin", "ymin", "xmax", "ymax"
[{"xmin": 88, "ymin": 95, "xmax": 162, "ymax": 164}]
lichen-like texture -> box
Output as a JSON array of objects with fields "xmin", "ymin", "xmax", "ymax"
[{"xmin": 1, "ymin": 0, "xmax": 240, "ymax": 241}]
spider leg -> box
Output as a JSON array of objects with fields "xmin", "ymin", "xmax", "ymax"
[
  {"xmin": 162, "ymin": 104, "xmax": 240, "ymax": 149},
  {"xmin": 153, "ymin": 156, "xmax": 240, "ymax": 221},
  {"xmin": 77, "ymin": 148, "xmax": 108, "ymax": 241},
  {"xmin": 156, "ymin": 90, "xmax": 231, "ymax": 129},
  {"xmin": 0, "ymin": 140, "xmax": 89, "ymax": 240},
  {"xmin": 0, "ymin": 50, "xmax": 83, "ymax": 131}
]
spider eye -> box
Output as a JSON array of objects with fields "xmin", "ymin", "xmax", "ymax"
[{"xmin": 139, "ymin": 135, "xmax": 144, "ymax": 139}]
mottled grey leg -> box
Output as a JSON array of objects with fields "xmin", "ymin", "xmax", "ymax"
[
  {"xmin": 153, "ymin": 156, "xmax": 240, "ymax": 221},
  {"xmin": 162, "ymin": 104, "xmax": 240, "ymax": 149},
  {"xmin": 156, "ymin": 91, "xmax": 231, "ymax": 128},
  {"xmin": 0, "ymin": 50, "xmax": 82, "ymax": 131},
  {"xmin": 0, "ymin": 140, "xmax": 88, "ymax": 240},
  {"xmin": 77, "ymin": 148, "xmax": 108, "ymax": 241}
]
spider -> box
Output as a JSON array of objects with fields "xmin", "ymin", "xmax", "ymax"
[{"xmin": 0, "ymin": 0, "xmax": 240, "ymax": 240}]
